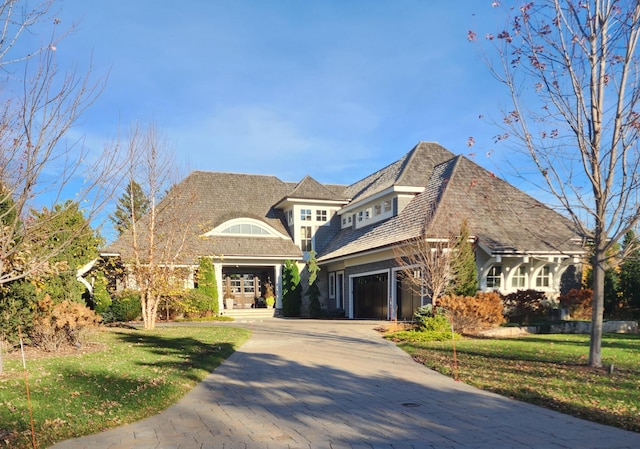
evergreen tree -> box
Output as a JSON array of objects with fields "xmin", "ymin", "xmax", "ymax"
[
  {"xmin": 452, "ymin": 219, "xmax": 478, "ymax": 297},
  {"xmin": 110, "ymin": 180, "xmax": 150, "ymax": 236},
  {"xmin": 307, "ymin": 251, "xmax": 322, "ymax": 318},
  {"xmin": 620, "ymin": 231, "xmax": 640, "ymax": 317},
  {"xmin": 282, "ymin": 260, "xmax": 301, "ymax": 317},
  {"xmin": 197, "ymin": 257, "xmax": 219, "ymax": 315},
  {"xmin": 31, "ymin": 200, "xmax": 103, "ymax": 304}
]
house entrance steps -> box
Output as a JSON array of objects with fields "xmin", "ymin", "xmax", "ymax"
[{"xmin": 221, "ymin": 307, "xmax": 277, "ymax": 321}]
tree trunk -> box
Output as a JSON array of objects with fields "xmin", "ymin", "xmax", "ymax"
[{"xmin": 589, "ymin": 248, "xmax": 606, "ymax": 368}]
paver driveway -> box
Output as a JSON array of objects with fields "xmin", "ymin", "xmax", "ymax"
[{"xmin": 50, "ymin": 319, "xmax": 639, "ymax": 449}]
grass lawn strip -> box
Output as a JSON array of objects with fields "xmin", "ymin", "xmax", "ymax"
[
  {"xmin": 0, "ymin": 325, "xmax": 250, "ymax": 449},
  {"xmin": 392, "ymin": 332, "xmax": 640, "ymax": 433}
]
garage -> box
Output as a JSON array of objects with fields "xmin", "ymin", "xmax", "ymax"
[{"xmin": 352, "ymin": 273, "xmax": 388, "ymax": 319}]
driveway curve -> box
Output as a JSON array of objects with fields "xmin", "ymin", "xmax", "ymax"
[{"xmin": 50, "ymin": 319, "xmax": 639, "ymax": 449}]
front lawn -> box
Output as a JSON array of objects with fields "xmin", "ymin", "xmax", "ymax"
[
  {"xmin": 0, "ymin": 325, "xmax": 250, "ymax": 449},
  {"xmin": 393, "ymin": 332, "xmax": 640, "ymax": 432}
]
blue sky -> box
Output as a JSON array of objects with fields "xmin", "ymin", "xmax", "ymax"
[{"xmin": 38, "ymin": 0, "xmax": 539, "ymax": 200}]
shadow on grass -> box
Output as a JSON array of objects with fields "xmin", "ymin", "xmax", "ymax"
[{"xmin": 110, "ymin": 330, "xmax": 236, "ymax": 381}]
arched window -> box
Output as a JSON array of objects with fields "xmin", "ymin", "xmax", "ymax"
[
  {"xmin": 203, "ymin": 218, "xmax": 287, "ymax": 239},
  {"xmin": 220, "ymin": 223, "xmax": 271, "ymax": 236}
]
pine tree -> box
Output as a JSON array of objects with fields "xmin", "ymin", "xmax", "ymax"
[
  {"xmin": 30, "ymin": 200, "xmax": 103, "ymax": 304},
  {"xmin": 452, "ymin": 219, "xmax": 478, "ymax": 297},
  {"xmin": 110, "ymin": 180, "xmax": 150, "ymax": 236}
]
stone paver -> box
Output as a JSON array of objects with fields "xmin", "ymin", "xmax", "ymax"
[{"xmin": 49, "ymin": 319, "xmax": 639, "ymax": 449}]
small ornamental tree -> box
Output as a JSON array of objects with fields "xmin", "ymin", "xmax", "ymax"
[
  {"xmin": 197, "ymin": 257, "xmax": 219, "ymax": 315},
  {"xmin": 282, "ymin": 260, "xmax": 301, "ymax": 317},
  {"xmin": 307, "ymin": 251, "xmax": 322, "ymax": 318}
]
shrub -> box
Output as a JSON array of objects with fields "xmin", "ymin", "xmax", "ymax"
[
  {"xmin": 103, "ymin": 289, "xmax": 142, "ymax": 323},
  {"xmin": 197, "ymin": 258, "xmax": 219, "ymax": 315},
  {"xmin": 92, "ymin": 272, "xmax": 112, "ymax": 315},
  {"xmin": 0, "ymin": 280, "xmax": 37, "ymax": 347},
  {"xmin": 388, "ymin": 329, "xmax": 459, "ymax": 343},
  {"xmin": 182, "ymin": 289, "xmax": 215, "ymax": 318},
  {"xmin": 414, "ymin": 305, "xmax": 451, "ymax": 334},
  {"xmin": 503, "ymin": 289, "xmax": 549, "ymax": 324},
  {"xmin": 30, "ymin": 295, "xmax": 101, "ymax": 351},
  {"xmin": 439, "ymin": 292, "xmax": 505, "ymax": 333},
  {"xmin": 282, "ymin": 260, "xmax": 301, "ymax": 317},
  {"xmin": 559, "ymin": 288, "xmax": 593, "ymax": 320}
]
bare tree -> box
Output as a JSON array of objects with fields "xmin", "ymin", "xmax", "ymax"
[
  {"xmin": 0, "ymin": 1, "xmax": 121, "ymax": 286},
  {"xmin": 473, "ymin": 1, "xmax": 640, "ymax": 367},
  {"xmin": 394, "ymin": 217, "xmax": 476, "ymax": 308},
  {"xmin": 117, "ymin": 124, "xmax": 191, "ymax": 330}
]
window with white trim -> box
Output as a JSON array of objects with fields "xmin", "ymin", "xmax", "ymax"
[
  {"xmin": 301, "ymin": 226, "xmax": 312, "ymax": 251},
  {"xmin": 301, "ymin": 209, "xmax": 312, "ymax": 221},
  {"xmin": 316, "ymin": 210, "xmax": 327, "ymax": 222},
  {"xmin": 358, "ymin": 211, "xmax": 363, "ymax": 222},
  {"xmin": 536, "ymin": 265, "xmax": 551, "ymax": 288},
  {"xmin": 383, "ymin": 200, "xmax": 392, "ymax": 212},
  {"xmin": 374, "ymin": 204, "xmax": 382, "ymax": 216},
  {"xmin": 220, "ymin": 223, "xmax": 271, "ymax": 236},
  {"xmin": 329, "ymin": 272, "xmax": 335, "ymax": 298},
  {"xmin": 512, "ymin": 265, "xmax": 526, "ymax": 288},
  {"xmin": 486, "ymin": 265, "xmax": 502, "ymax": 289}
]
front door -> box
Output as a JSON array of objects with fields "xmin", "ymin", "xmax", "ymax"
[{"xmin": 225, "ymin": 274, "xmax": 260, "ymax": 308}]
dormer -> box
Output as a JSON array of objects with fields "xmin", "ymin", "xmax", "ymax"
[{"xmin": 337, "ymin": 185, "xmax": 424, "ymax": 229}]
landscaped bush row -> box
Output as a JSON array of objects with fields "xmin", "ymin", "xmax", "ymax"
[{"xmin": 402, "ymin": 288, "xmax": 600, "ymax": 341}]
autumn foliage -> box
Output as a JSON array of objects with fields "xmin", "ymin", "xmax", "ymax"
[
  {"xmin": 559, "ymin": 289, "xmax": 593, "ymax": 321},
  {"xmin": 30, "ymin": 295, "xmax": 101, "ymax": 351},
  {"xmin": 438, "ymin": 292, "xmax": 505, "ymax": 333},
  {"xmin": 503, "ymin": 289, "xmax": 549, "ymax": 325}
]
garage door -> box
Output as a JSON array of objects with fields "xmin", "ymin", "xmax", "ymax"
[{"xmin": 353, "ymin": 273, "xmax": 388, "ymax": 319}]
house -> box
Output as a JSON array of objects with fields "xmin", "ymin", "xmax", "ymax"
[{"xmin": 102, "ymin": 142, "xmax": 585, "ymax": 320}]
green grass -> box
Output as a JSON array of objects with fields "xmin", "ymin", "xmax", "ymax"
[
  {"xmin": 392, "ymin": 332, "xmax": 640, "ymax": 432},
  {"xmin": 0, "ymin": 325, "xmax": 250, "ymax": 449}
]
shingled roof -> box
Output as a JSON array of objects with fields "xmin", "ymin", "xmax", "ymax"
[
  {"xmin": 343, "ymin": 142, "xmax": 456, "ymax": 203},
  {"xmin": 279, "ymin": 175, "xmax": 349, "ymax": 203},
  {"xmin": 105, "ymin": 171, "xmax": 304, "ymax": 264},
  {"xmin": 318, "ymin": 151, "xmax": 584, "ymax": 262}
]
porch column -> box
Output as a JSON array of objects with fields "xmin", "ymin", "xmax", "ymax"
[{"xmin": 276, "ymin": 263, "xmax": 283, "ymax": 309}]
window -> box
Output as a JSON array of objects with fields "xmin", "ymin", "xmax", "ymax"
[
  {"xmin": 328, "ymin": 272, "xmax": 336, "ymax": 298},
  {"xmin": 316, "ymin": 210, "xmax": 327, "ymax": 222},
  {"xmin": 374, "ymin": 204, "xmax": 382, "ymax": 216},
  {"xmin": 486, "ymin": 265, "xmax": 502, "ymax": 289},
  {"xmin": 287, "ymin": 210, "xmax": 293, "ymax": 223},
  {"xmin": 536, "ymin": 265, "xmax": 551, "ymax": 288},
  {"xmin": 301, "ymin": 226, "xmax": 312, "ymax": 251},
  {"xmin": 220, "ymin": 223, "xmax": 271, "ymax": 236},
  {"xmin": 301, "ymin": 209, "xmax": 312, "ymax": 221},
  {"xmin": 365, "ymin": 208, "xmax": 370, "ymax": 219},
  {"xmin": 512, "ymin": 265, "xmax": 526, "ymax": 288},
  {"xmin": 383, "ymin": 200, "xmax": 392, "ymax": 212},
  {"xmin": 348, "ymin": 215, "xmax": 352, "ymax": 223},
  {"xmin": 358, "ymin": 211, "xmax": 363, "ymax": 222},
  {"xmin": 342, "ymin": 217, "xmax": 347, "ymax": 225}
]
